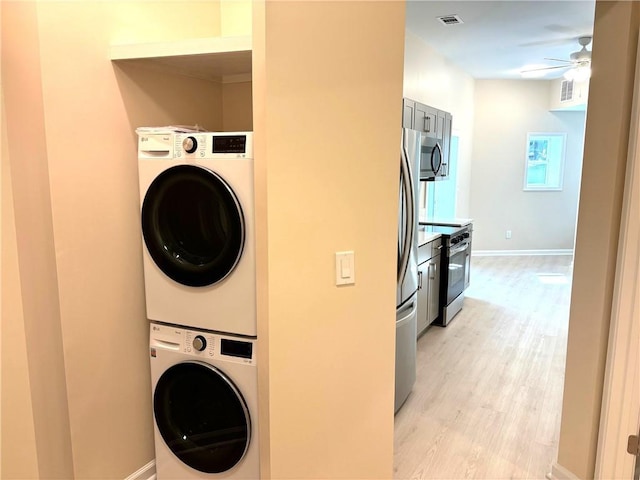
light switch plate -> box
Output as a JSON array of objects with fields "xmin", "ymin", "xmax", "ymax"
[{"xmin": 335, "ymin": 251, "xmax": 355, "ymax": 286}]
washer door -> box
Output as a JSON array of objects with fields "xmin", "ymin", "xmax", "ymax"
[
  {"xmin": 154, "ymin": 362, "xmax": 251, "ymax": 474},
  {"xmin": 141, "ymin": 165, "xmax": 245, "ymax": 287}
]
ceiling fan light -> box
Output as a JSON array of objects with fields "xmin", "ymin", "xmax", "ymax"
[
  {"xmin": 563, "ymin": 65, "xmax": 590, "ymax": 82},
  {"xmin": 574, "ymin": 65, "xmax": 591, "ymax": 82}
]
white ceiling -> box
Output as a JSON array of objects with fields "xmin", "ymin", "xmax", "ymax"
[{"xmin": 406, "ymin": 0, "xmax": 596, "ymax": 79}]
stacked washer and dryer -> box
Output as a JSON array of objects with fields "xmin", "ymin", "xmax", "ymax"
[{"xmin": 137, "ymin": 128, "xmax": 259, "ymax": 480}]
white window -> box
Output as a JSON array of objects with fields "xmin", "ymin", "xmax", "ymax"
[{"xmin": 524, "ymin": 132, "xmax": 566, "ymax": 191}]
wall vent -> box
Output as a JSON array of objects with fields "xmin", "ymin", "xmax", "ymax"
[
  {"xmin": 437, "ymin": 14, "xmax": 464, "ymax": 26},
  {"xmin": 560, "ymin": 80, "xmax": 574, "ymax": 102}
]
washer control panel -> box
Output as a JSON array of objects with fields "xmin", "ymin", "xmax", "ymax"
[{"xmin": 150, "ymin": 323, "xmax": 256, "ymax": 365}]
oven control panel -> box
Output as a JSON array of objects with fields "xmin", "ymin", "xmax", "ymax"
[{"xmin": 448, "ymin": 227, "xmax": 470, "ymax": 246}]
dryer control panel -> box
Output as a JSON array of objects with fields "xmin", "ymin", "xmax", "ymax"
[
  {"xmin": 150, "ymin": 322, "xmax": 256, "ymax": 365},
  {"xmin": 137, "ymin": 129, "xmax": 253, "ymax": 160}
]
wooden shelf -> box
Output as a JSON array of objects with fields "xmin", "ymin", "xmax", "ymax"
[{"xmin": 110, "ymin": 36, "xmax": 252, "ymax": 83}]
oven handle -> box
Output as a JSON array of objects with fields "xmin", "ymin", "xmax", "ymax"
[{"xmin": 449, "ymin": 242, "xmax": 469, "ymax": 256}]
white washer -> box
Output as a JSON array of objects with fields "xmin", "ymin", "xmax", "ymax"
[
  {"xmin": 150, "ymin": 322, "xmax": 259, "ymax": 480},
  {"xmin": 138, "ymin": 130, "xmax": 256, "ymax": 336}
]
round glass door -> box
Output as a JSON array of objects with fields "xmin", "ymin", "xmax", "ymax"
[
  {"xmin": 141, "ymin": 165, "xmax": 245, "ymax": 287},
  {"xmin": 154, "ymin": 362, "xmax": 251, "ymax": 473},
  {"xmin": 430, "ymin": 143, "xmax": 442, "ymax": 175}
]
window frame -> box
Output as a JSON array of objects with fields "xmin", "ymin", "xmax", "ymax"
[{"xmin": 523, "ymin": 132, "xmax": 567, "ymax": 192}]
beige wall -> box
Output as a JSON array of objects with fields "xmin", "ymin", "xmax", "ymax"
[
  {"xmin": 403, "ymin": 30, "xmax": 475, "ymax": 218},
  {"xmin": 253, "ymin": 1, "xmax": 405, "ymax": 478},
  {"xmin": 1, "ymin": 1, "xmax": 226, "ymax": 478},
  {"xmin": 1, "ymin": 20, "xmax": 43, "ymax": 475},
  {"xmin": 1, "ymin": 96, "xmax": 40, "ymax": 479},
  {"xmin": 2, "ymin": 2, "xmax": 74, "ymax": 477},
  {"xmin": 557, "ymin": 1, "xmax": 640, "ymax": 478},
  {"xmin": 112, "ymin": 61, "xmax": 224, "ymax": 131},
  {"xmin": 471, "ymin": 80, "xmax": 585, "ymax": 251},
  {"xmin": 222, "ymin": 80, "xmax": 253, "ymax": 131},
  {"xmin": 221, "ymin": 0, "xmax": 252, "ymax": 37}
]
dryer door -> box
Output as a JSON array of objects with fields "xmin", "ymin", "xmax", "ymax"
[
  {"xmin": 153, "ymin": 362, "xmax": 251, "ymax": 473},
  {"xmin": 141, "ymin": 165, "xmax": 245, "ymax": 287}
]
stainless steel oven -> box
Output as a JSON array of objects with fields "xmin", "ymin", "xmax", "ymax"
[{"xmin": 418, "ymin": 224, "xmax": 471, "ymax": 326}]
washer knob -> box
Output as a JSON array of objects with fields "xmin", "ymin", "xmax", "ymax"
[
  {"xmin": 193, "ymin": 335, "xmax": 207, "ymax": 351},
  {"xmin": 183, "ymin": 136, "xmax": 198, "ymax": 154}
]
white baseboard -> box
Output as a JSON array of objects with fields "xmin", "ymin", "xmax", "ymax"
[
  {"xmin": 546, "ymin": 462, "xmax": 580, "ymax": 480},
  {"xmin": 473, "ymin": 249, "xmax": 574, "ymax": 257},
  {"xmin": 124, "ymin": 460, "xmax": 156, "ymax": 480}
]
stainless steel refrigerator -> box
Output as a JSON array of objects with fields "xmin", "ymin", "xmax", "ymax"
[{"xmin": 395, "ymin": 127, "xmax": 421, "ymax": 413}]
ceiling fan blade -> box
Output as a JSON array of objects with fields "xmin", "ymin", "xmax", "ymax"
[
  {"xmin": 518, "ymin": 31, "xmax": 593, "ymax": 48},
  {"xmin": 521, "ymin": 64, "xmax": 571, "ymax": 73},
  {"xmin": 543, "ymin": 58, "xmax": 574, "ymax": 64}
]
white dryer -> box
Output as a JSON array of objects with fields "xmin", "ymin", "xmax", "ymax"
[
  {"xmin": 138, "ymin": 130, "xmax": 256, "ymax": 336},
  {"xmin": 150, "ymin": 322, "xmax": 259, "ymax": 479}
]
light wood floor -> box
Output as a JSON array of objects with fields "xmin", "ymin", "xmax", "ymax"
[{"xmin": 394, "ymin": 255, "xmax": 573, "ymax": 480}]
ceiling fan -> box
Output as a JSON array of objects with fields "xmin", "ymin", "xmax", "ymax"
[{"xmin": 521, "ymin": 36, "xmax": 592, "ymax": 80}]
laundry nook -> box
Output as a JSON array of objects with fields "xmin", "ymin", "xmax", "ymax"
[{"xmin": 3, "ymin": 2, "xmax": 404, "ymax": 479}]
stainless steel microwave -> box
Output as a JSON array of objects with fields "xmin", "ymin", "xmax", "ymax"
[{"xmin": 402, "ymin": 98, "xmax": 452, "ymax": 181}]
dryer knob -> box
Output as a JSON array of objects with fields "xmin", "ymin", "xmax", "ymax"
[
  {"xmin": 183, "ymin": 136, "xmax": 198, "ymax": 154},
  {"xmin": 192, "ymin": 335, "xmax": 207, "ymax": 352}
]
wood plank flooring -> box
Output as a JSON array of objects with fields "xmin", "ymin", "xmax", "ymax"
[{"xmin": 394, "ymin": 255, "xmax": 572, "ymax": 480}]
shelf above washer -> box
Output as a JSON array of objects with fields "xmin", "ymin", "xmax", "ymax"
[{"xmin": 110, "ymin": 36, "xmax": 252, "ymax": 83}]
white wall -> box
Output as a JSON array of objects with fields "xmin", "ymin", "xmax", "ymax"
[
  {"xmin": 470, "ymin": 80, "xmax": 585, "ymax": 252},
  {"xmin": 549, "ymin": 77, "xmax": 589, "ymax": 111},
  {"xmin": 403, "ymin": 30, "xmax": 475, "ymax": 217}
]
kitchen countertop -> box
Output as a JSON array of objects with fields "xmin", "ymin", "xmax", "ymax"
[
  {"xmin": 420, "ymin": 217, "xmax": 474, "ymax": 227},
  {"xmin": 417, "ymin": 227, "xmax": 441, "ymax": 246}
]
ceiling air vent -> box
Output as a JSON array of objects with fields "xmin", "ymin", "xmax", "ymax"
[
  {"xmin": 561, "ymin": 80, "xmax": 574, "ymax": 102},
  {"xmin": 437, "ymin": 14, "xmax": 464, "ymax": 26}
]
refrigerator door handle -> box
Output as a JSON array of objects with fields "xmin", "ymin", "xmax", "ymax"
[{"xmin": 398, "ymin": 129, "xmax": 416, "ymax": 285}]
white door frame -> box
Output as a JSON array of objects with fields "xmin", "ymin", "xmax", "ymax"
[{"xmin": 594, "ymin": 31, "xmax": 640, "ymax": 480}]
